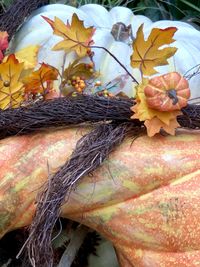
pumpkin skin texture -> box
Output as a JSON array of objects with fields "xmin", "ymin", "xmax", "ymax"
[
  {"xmin": 1, "ymin": 128, "xmax": 200, "ymax": 266},
  {"xmin": 11, "ymin": 4, "xmax": 200, "ymax": 98},
  {"xmin": 144, "ymin": 72, "xmax": 190, "ymax": 111}
]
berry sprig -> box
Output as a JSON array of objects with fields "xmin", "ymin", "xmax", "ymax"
[
  {"xmin": 69, "ymin": 75, "xmax": 86, "ymax": 93},
  {"xmin": 63, "ymin": 61, "xmax": 95, "ymax": 94}
]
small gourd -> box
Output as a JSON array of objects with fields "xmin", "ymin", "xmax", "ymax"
[{"xmin": 144, "ymin": 72, "xmax": 190, "ymax": 111}]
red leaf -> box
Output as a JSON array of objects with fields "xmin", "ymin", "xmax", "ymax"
[{"xmin": 0, "ymin": 31, "xmax": 9, "ymax": 61}]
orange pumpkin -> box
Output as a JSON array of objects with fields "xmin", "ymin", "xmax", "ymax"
[
  {"xmin": 144, "ymin": 72, "xmax": 190, "ymax": 111},
  {"xmin": 1, "ymin": 127, "xmax": 200, "ymax": 267}
]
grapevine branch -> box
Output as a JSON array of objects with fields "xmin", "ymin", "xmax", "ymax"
[
  {"xmin": 0, "ymin": 0, "xmax": 49, "ymax": 39},
  {"xmin": 0, "ymin": 95, "xmax": 200, "ymax": 139},
  {"xmin": 22, "ymin": 122, "xmax": 142, "ymax": 267}
]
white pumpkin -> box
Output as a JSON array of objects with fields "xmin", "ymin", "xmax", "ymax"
[{"xmin": 11, "ymin": 4, "xmax": 200, "ymax": 98}]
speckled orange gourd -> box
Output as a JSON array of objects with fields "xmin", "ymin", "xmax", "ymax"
[{"xmin": 1, "ymin": 128, "xmax": 200, "ymax": 267}]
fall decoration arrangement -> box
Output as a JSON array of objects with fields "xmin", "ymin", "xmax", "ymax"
[{"xmin": 1, "ymin": 0, "xmax": 200, "ymax": 267}]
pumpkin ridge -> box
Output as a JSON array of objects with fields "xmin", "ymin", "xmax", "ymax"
[
  {"xmin": 176, "ymin": 76, "xmax": 188, "ymax": 90},
  {"xmin": 160, "ymin": 75, "xmax": 169, "ymax": 90},
  {"xmin": 149, "ymin": 84, "xmax": 164, "ymax": 93}
]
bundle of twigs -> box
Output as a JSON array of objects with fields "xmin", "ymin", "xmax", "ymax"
[
  {"xmin": 25, "ymin": 122, "xmax": 142, "ymax": 267},
  {"xmin": 0, "ymin": 95, "xmax": 199, "ymax": 139},
  {"xmin": 0, "ymin": 0, "xmax": 49, "ymax": 38},
  {"xmin": 0, "ymin": 95, "xmax": 135, "ymax": 138}
]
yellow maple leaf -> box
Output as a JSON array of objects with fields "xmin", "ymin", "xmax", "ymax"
[
  {"xmin": 131, "ymin": 25, "xmax": 177, "ymax": 76},
  {"xmin": 23, "ymin": 63, "xmax": 59, "ymax": 94},
  {"xmin": 14, "ymin": 45, "xmax": 40, "ymax": 70},
  {"xmin": 131, "ymin": 78, "xmax": 181, "ymax": 136},
  {"xmin": 0, "ymin": 54, "xmax": 24, "ymax": 109},
  {"xmin": 43, "ymin": 14, "xmax": 95, "ymax": 57},
  {"xmin": 4, "ymin": 45, "xmax": 39, "ymax": 70}
]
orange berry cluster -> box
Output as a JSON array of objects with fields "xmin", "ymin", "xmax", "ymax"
[
  {"xmin": 67, "ymin": 62, "xmax": 95, "ymax": 93},
  {"xmin": 68, "ymin": 75, "xmax": 86, "ymax": 93}
]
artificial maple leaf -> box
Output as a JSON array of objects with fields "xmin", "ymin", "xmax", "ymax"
[
  {"xmin": 131, "ymin": 79, "xmax": 180, "ymax": 124},
  {"xmin": 43, "ymin": 14, "xmax": 95, "ymax": 57},
  {"xmin": 144, "ymin": 117, "xmax": 180, "ymax": 137},
  {"xmin": 131, "ymin": 79, "xmax": 181, "ymax": 136},
  {"xmin": 13, "ymin": 45, "xmax": 39, "ymax": 70},
  {"xmin": 0, "ymin": 31, "xmax": 9, "ymax": 61},
  {"xmin": 0, "ymin": 54, "xmax": 24, "ymax": 109},
  {"xmin": 23, "ymin": 63, "xmax": 59, "ymax": 94},
  {"xmin": 131, "ymin": 25, "xmax": 177, "ymax": 76},
  {"xmin": 3, "ymin": 45, "xmax": 39, "ymax": 72}
]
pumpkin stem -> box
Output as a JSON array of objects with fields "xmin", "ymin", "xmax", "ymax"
[
  {"xmin": 111, "ymin": 22, "xmax": 135, "ymax": 43},
  {"xmin": 167, "ymin": 89, "xmax": 178, "ymax": 105}
]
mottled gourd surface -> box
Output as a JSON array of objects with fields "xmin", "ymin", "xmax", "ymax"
[{"xmin": 1, "ymin": 128, "xmax": 200, "ymax": 266}]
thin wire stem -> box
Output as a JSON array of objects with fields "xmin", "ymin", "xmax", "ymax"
[{"xmin": 91, "ymin": 45, "xmax": 139, "ymax": 84}]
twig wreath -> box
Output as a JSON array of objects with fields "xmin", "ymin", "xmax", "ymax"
[{"xmin": 1, "ymin": 0, "xmax": 200, "ymax": 266}]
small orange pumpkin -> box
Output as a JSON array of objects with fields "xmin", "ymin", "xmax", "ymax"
[{"xmin": 144, "ymin": 72, "xmax": 190, "ymax": 112}]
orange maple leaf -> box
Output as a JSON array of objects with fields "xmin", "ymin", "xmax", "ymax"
[
  {"xmin": 144, "ymin": 117, "xmax": 180, "ymax": 137},
  {"xmin": 23, "ymin": 63, "xmax": 59, "ymax": 95},
  {"xmin": 0, "ymin": 54, "xmax": 24, "ymax": 109},
  {"xmin": 43, "ymin": 13, "xmax": 95, "ymax": 57},
  {"xmin": 0, "ymin": 31, "xmax": 9, "ymax": 61},
  {"xmin": 131, "ymin": 25, "xmax": 177, "ymax": 76},
  {"xmin": 131, "ymin": 78, "xmax": 181, "ymax": 136}
]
